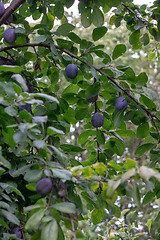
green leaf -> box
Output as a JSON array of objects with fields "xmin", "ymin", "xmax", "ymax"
[
  {"xmin": 143, "ymin": 191, "xmax": 156, "ymax": 205},
  {"xmin": 105, "ymin": 138, "xmax": 124, "ymax": 156},
  {"xmin": 52, "ymin": 202, "xmax": 76, "ymax": 214},
  {"xmin": 68, "ymin": 32, "xmax": 81, "ymax": 44},
  {"xmin": 75, "ymin": 108, "xmax": 88, "ymax": 120},
  {"xmin": 56, "ymin": 23, "xmax": 75, "ymax": 36},
  {"xmin": 115, "ymin": 130, "xmax": 136, "ymax": 138},
  {"xmin": 92, "ymin": 162, "xmax": 107, "ymax": 175},
  {"xmin": 35, "ymin": 35, "xmax": 47, "ymax": 43},
  {"xmin": 135, "ymin": 143, "xmax": 155, "ymax": 156},
  {"xmin": 5, "ymin": 106, "xmax": 17, "ymax": 116},
  {"xmin": 0, "ymin": 154, "xmax": 11, "ymax": 169},
  {"xmin": 33, "ymin": 140, "xmax": 46, "ymax": 149},
  {"xmin": 146, "ymin": 219, "xmax": 152, "ymax": 232},
  {"xmin": 140, "ymin": 33, "xmax": 149, "ymax": 46},
  {"xmin": 91, "ymin": 208, "xmax": 104, "ymax": 224},
  {"xmin": 0, "ymin": 201, "xmax": 10, "ymax": 210},
  {"xmin": 0, "ymin": 65, "xmax": 21, "ymax": 74},
  {"xmin": 50, "ymin": 146, "xmax": 68, "ymax": 165},
  {"xmin": 132, "ymin": 182, "xmax": 140, "ymax": 207},
  {"xmin": 80, "ymin": 3, "xmax": 91, "ymax": 28},
  {"xmin": 92, "ymin": 6, "xmax": 104, "ymax": 27},
  {"xmin": 140, "ymin": 95, "xmax": 156, "ymax": 110},
  {"xmin": 135, "ymin": 72, "xmax": 148, "ymax": 87},
  {"xmin": 129, "ymin": 30, "xmax": 140, "ymax": 45},
  {"xmin": 12, "ymin": 74, "xmax": 28, "ymax": 91},
  {"xmin": 85, "ymin": 82, "xmax": 100, "ymax": 100},
  {"xmin": 51, "ymin": 168, "xmax": 72, "ymax": 181},
  {"xmin": 41, "ymin": 219, "xmax": 58, "ymax": 240},
  {"xmin": 47, "ymin": 127, "xmax": 65, "ymax": 135},
  {"xmin": 106, "ymin": 0, "xmax": 121, "ymax": 7},
  {"xmin": 139, "ymin": 166, "xmax": 160, "ymax": 182},
  {"xmin": 78, "ymin": 130, "xmax": 96, "ymax": 145},
  {"xmin": 50, "ymin": 42, "xmax": 58, "ymax": 56},
  {"xmin": 113, "ymin": 110, "xmax": 124, "ymax": 128},
  {"xmin": 54, "ymin": 1, "xmax": 64, "ymax": 19},
  {"xmin": 9, "ymin": 186, "xmax": 25, "ymax": 200},
  {"xmin": 24, "ymin": 169, "xmax": 43, "ymax": 182},
  {"xmin": 107, "ymin": 179, "xmax": 121, "ymax": 197},
  {"xmin": 92, "ymin": 26, "xmax": 107, "ymax": 41},
  {"xmin": 124, "ymin": 158, "xmax": 137, "ymax": 169},
  {"xmin": 0, "ymin": 219, "xmax": 9, "ymax": 229},
  {"xmin": 9, "ymin": 164, "xmax": 32, "ymax": 178},
  {"xmin": 136, "ymin": 122, "xmax": 149, "ymax": 138},
  {"xmin": 60, "ymin": 144, "xmax": 85, "ymax": 153},
  {"xmin": 142, "ymin": 87, "xmax": 157, "ymax": 101},
  {"xmin": 25, "ymin": 209, "xmax": 45, "ymax": 232},
  {"xmin": 30, "ymin": 93, "xmax": 59, "ymax": 104},
  {"xmin": 112, "ymin": 44, "xmax": 126, "ymax": 60},
  {"xmin": 96, "ymin": 130, "xmax": 105, "ymax": 145},
  {"xmin": 1, "ymin": 209, "xmax": 20, "ymax": 225}
]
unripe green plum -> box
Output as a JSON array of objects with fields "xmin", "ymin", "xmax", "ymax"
[
  {"xmin": 4, "ymin": 28, "xmax": 16, "ymax": 44},
  {"xmin": 91, "ymin": 113, "xmax": 104, "ymax": 128},
  {"xmin": 36, "ymin": 178, "xmax": 53, "ymax": 196},
  {"xmin": 65, "ymin": 64, "xmax": 78, "ymax": 79}
]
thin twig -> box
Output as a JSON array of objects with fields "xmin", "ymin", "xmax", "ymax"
[
  {"xmin": 121, "ymin": 3, "xmax": 149, "ymax": 25},
  {"xmin": 70, "ymin": 217, "xmax": 76, "ymax": 240}
]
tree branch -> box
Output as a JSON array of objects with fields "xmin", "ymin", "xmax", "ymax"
[{"xmin": 0, "ymin": 0, "xmax": 26, "ymax": 26}]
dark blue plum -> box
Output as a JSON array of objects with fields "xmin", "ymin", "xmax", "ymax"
[
  {"xmin": 0, "ymin": 2, "xmax": 5, "ymax": 16},
  {"xmin": 4, "ymin": 28, "xmax": 16, "ymax": 44},
  {"xmin": 91, "ymin": 113, "xmax": 104, "ymax": 128},
  {"xmin": 36, "ymin": 178, "xmax": 53, "ymax": 196},
  {"xmin": 115, "ymin": 97, "xmax": 127, "ymax": 111},
  {"xmin": 19, "ymin": 103, "xmax": 31, "ymax": 112},
  {"xmin": 11, "ymin": 227, "xmax": 22, "ymax": 239},
  {"xmin": 65, "ymin": 64, "xmax": 78, "ymax": 79}
]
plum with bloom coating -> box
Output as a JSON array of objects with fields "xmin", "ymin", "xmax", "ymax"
[
  {"xmin": 4, "ymin": 28, "xmax": 16, "ymax": 43},
  {"xmin": 65, "ymin": 64, "xmax": 78, "ymax": 79},
  {"xmin": 115, "ymin": 97, "xmax": 127, "ymax": 111},
  {"xmin": 36, "ymin": 178, "xmax": 53, "ymax": 196},
  {"xmin": 91, "ymin": 113, "xmax": 104, "ymax": 128},
  {"xmin": 0, "ymin": 2, "xmax": 5, "ymax": 16},
  {"xmin": 11, "ymin": 227, "xmax": 22, "ymax": 239}
]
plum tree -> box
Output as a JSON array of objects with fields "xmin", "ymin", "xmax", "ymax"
[
  {"xmin": 65, "ymin": 64, "xmax": 78, "ymax": 79},
  {"xmin": 3, "ymin": 28, "xmax": 16, "ymax": 44},
  {"xmin": 0, "ymin": 2, "xmax": 5, "ymax": 16},
  {"xmin": 36, "ymin": 178, "xmax": 53, "ymax": 196},
  {"xmin": 115, "ymin": 96, "xmax": 127, "ymax": 111},
  {"xmin": 11, "ymin": 227, "xmax": 22, "ymax": 239},
  {"xmin": 91, "ymin": 112, "xmax": 104, "ymax": 128},
  {"xmin": 86, "ymin": 94, "xmax": 98, "ymax": 103},
  {"xmin": 19, "ymin": 103, "xmax": 31, "ymax": 112}
]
